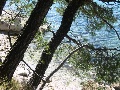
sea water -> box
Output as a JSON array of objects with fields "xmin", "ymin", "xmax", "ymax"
[{"xmin": 46, "ymin": 2, "xmax": 120, "ymax": 49}]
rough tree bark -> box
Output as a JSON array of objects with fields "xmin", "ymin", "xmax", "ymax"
[
  {"xmin": 0, "ymin": 0, "xmax": 7, "ymax": 15},
  {"xmin": 29, "ymin": 0, "xmax": 83, "ymax": 88},
  {"xmin": 0, "ymin": 0, "xmax": 53, "ymax": 81}
]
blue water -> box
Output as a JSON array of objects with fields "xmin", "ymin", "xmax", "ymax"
[
  {"xmin": 46, "ymin": 3, "xmax": 120, "ymax": 49},
  {"xmin": 4, "ymin": 1, "xmax": 120, "ymax": 49}
]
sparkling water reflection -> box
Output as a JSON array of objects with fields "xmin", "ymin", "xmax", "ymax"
[{"xmin": 46, "ymin": 3, "xmax": 120, "ymax": 49}]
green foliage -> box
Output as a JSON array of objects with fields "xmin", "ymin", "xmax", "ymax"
[
  {"xmin": 54, "ymin": 0, "xmax": 68, "ymax": 5},
  {"xmin": 81, "ymin": 80, "xmax": 108, "ymax": 90},
  {"xmin": 0, "ymin": 62, "xmax": 2, "ymax": 65},
  {"xmin": 55, "ymin": 1, "xmax": 116, "ymax": 36},
  {"xmin": 71, "ymin": 47, "xmax": 120, "ymax": 83},
  {"xmin": 8, "ymin": 0, "xmax": 37, "ymax": 17},
  {"xmin": 56, "ymin": 43, "xmax": 120, "ymax": 84},
  {"xmin": 54, "ymin": 0, "xmax": 119, "ymax": 84},
  {"xmin": 0, "ymin": 78, "xmax": 33, "ymax": 90},
  {"xmin": 0, "ymin": 79, "xmax": 20, "ymax": 90},
  {"xmin": 56, "ymin": 6, "xmax": 66, "ymax": 16},
  {"xmin": 69, "ymin": 48, "xmax": 92, "ymax": 71},
  {"xmin": 34, "ymin": 31, "xmax": 48, "ymax": 49},
  {"xmin": 34, "ymin": 18, "xmax": 49, "ymax": 49},
  {"xmin": 54, "ymin": 43, "xmax": 93, "ymax": 71},
  {"xmin": 81, "ymin": 2, "xmax": 117, "ymax": 35},
  {"xmin": 5, "ymin": 0, "xmax": 119, "ymax": 85},
  {"xmin": 92, "ymin": 50, "xmax": 120, "ymax": 84},
  {"xmin": 54, "ymin": 43, "xmax": 74, "ymax": 59},
  {"xmin": 55, "ymin": 0, "xmax": 68, "ymax": 16}
]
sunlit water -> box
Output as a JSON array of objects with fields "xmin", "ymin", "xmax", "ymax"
[
  {"xmin": 46, "ymin": 3, "xmax": 120, "ymax": 49},
  {"xmin": 3, "ymin": 1, "xmax": 120, "ymax": 49},
  {"xmin": 2, "ymin": 2, "xmax": 119, "ymax": 89}
]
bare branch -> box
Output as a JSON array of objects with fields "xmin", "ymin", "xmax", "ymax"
[
  {"xmin": 66, "ymin": 35, "xmax": 82, "ymax": 46},
  {"xmin": 39, "ymin": 45, "xmax": 87, "ymax": 90},
  {"xmin": 91, "ymin": 2, "xmax": 120, "ymax": 40},
  {"xmin": 2, "ymin": 3, "xmax": 24, "ymax": 48},
  {"xmin": 100, "ymin": 17, "xmax": 120, "ymax": 40},
  {"xmin": 7, "ymin": 10, "xmax": 22, "ymax": 48},
  {"xmin": 66, "ymin": 35, "xmax": 120, "ymax": 51},
  {"xmin": 39, "ymin": 40, "xmax": 120, "ymax": 89},
  {"xmin": 22, "ymin": 59, "xmax": 45, "ymax": 82}
]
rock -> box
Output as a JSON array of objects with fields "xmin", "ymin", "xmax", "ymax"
[
  {"xmin": 0, "ymin": 21, "xmax": 9, "ymax": 30},
  {"xmin": 0, "ymin": 10, "xmax": 24, "ymax": 32},
  {"xmin": 0, "ymin": 20, "xmax": 22, "ymax": 31}
]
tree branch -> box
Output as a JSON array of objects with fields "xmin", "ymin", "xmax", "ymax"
[
  {"xmin": 39, "ymin": 45, "xmax": 86, "ymax": 90},
  {"xmin": 100, "ymin": 17, "xmax": 120, "ymax": 40},
  {"xmin": 66, "ymin": 35, "xmax": 82, "ymax": 46},
  {"xmin": 39, "ymin": 42, "xmax": 120, "ymax": 89},
  {"xmin": 66, "ymin": 35, "xmax": 120, "ymax": 51},
  {"xmin": 91, "ymin": 2, "xmax": 120, "ymax": 40},
  {"xmin": 7, "ymin": 10, "xmax": 22, "ymax": 48},
  {"xmin": 21, "ymin": 59, "xmax": 45, "ymax": 82},
  {"xmin": 65, "ymin": 0, "xmax": 69, "ymax": 3}
]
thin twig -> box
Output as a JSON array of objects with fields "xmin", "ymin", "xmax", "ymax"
[
  {"xmin": 102, "ymin": 19, "xmax": 120, "ymax": 40},
  {"xmin": 21, "ymin": 59, "xmax": 45, "ymax": 82},
  {"xmin": 3, "ymin": 8, "xmax": 22, "ymax": 48},
  {"xmin": 2, "ymin": 10, "xmax": 13, "ymax": 17},
  {"xmin": 101, "ymin": 17, "xmax": 120, "ymax": 40},
  {"xmin": 66, "ymin": 34, "xmax": 120, "ymax": 52},
  {"xmin": 91, "ymin": 2, "xmax": 120, "ymax": 40},
  {"xmin": 66, "ymin": 35, "xmax": 82, "ymax": 46},
  {"xmin": 39, "ymin": 43, "xmax": 120, "ymax": 90},
  {"xmin": 7, "ymin": 32, "xmax": 12, "ymax": 47},
  {"xmin": 39, "ymin": 45, "xmax": 87, "ymax": 90}
]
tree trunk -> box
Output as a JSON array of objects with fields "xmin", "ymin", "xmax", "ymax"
[
  {"xmin": 0, "ymin": 0, "xmax": 7, "ymax": 15},
  {"xmin": 0, "ymin": 0, "xmax": 53, "ymax": 81},
  {"xmin": 29, "ymin": 0, "xmax": 83, "ymax": 88}
]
